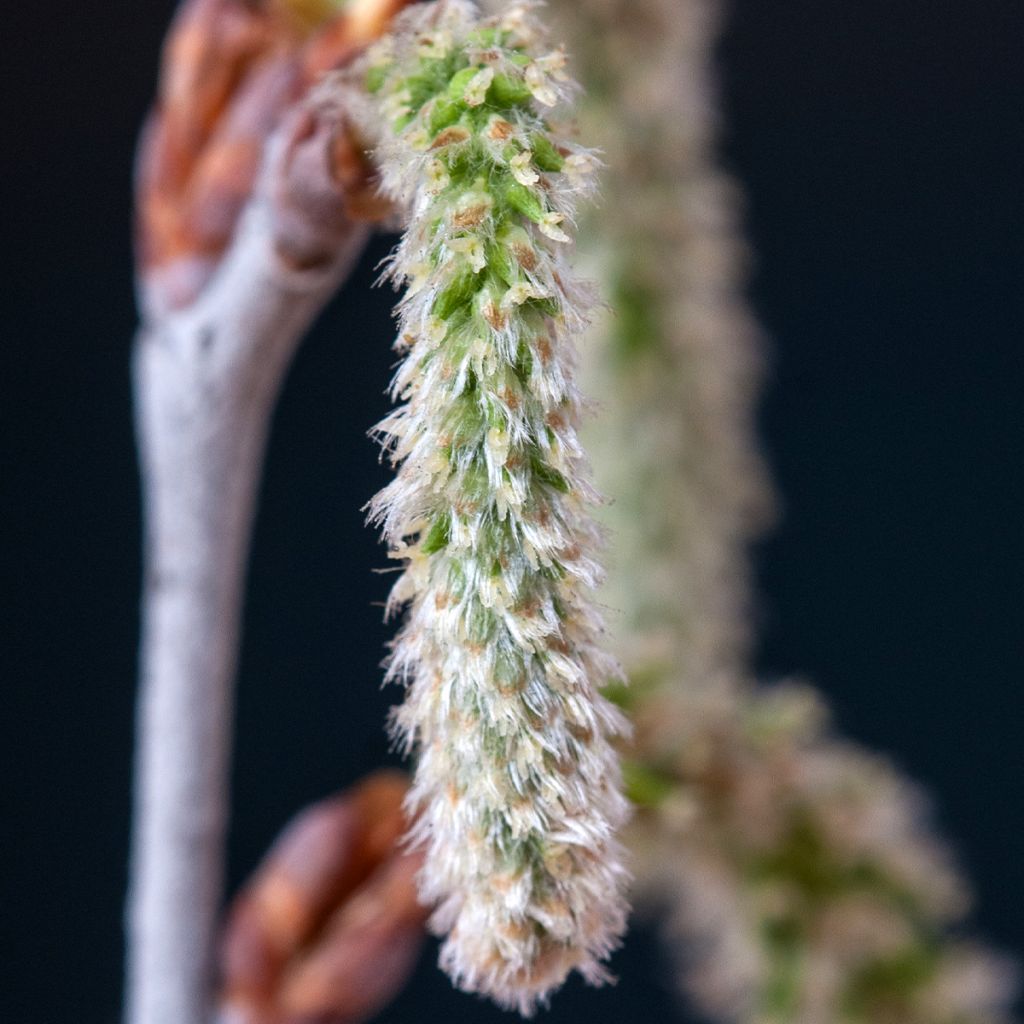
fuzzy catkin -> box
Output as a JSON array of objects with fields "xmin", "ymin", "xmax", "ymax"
[{"xmin": 361, "ymin": 2, "xmax": 630, "ymax": 1013}]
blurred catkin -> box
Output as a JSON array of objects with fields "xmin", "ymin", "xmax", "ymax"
[
  {"xmin": 539, "ymin": 0, "xmax": 1020, "ymax": 1021},
  {"xmin": 357, "ymin": 2, "xmax": 630, "ymax": 1013}
]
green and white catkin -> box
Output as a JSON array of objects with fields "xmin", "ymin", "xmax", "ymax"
[{"xmin": 357, "ymin": 2, "xmax": 630, "ymax": 1012}]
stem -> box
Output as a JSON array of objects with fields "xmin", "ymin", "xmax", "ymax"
[{"xmin": 126, "ymin": 126, "xmax": 370, "ymax": 1024}]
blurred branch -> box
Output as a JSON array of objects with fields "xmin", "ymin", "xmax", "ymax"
[{"xmin": 126, "ymin": 3, "xmax": 408, "ymax": 1023}]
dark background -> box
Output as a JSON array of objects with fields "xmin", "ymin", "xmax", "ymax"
[{"xmin": 4, "ymin": 1, "xmax": 1022, "ymax": 1021}]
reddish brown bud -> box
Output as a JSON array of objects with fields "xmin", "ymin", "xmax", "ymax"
[
  {"xmin": 218, "ymin": 771, "xmax": 427, "ymax": 1024},
  {"xmin": 136, "ymin": 0, "xmax": 413, "ymax": 308}
]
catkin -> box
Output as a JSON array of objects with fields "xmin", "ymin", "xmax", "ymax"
[{"xmin": 361, "ymin": 2, "xmax": 630, "ymax": 1012}]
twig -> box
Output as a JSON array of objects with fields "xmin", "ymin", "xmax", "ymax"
[
  {"xmin": 125, "ymin": 2, "xmax": 407, "ymax": 1019},
  {"xmin": 127, "ymin": 127, "xmax": 370, "ymax": 1024}
]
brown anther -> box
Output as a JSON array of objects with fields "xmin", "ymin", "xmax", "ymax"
[
  {"xmin": 483, "ymin": 301, "xmax": 507, "ymax": 331},
  {"xmin": 568, "ymin": 723, "xmax": 595, "ymax": 744},
  {"xmin": 511, "ymin": 241, "xmax": 538, "ymax": 271},
  {"xmin": 429, "ymin": 125, "xmax": 471, "ymax": 149},
  {"xmin": 451, "ymin": 202, "xmax": 491, "ymax": 228},
  {"xmin": 548, "ymin": 636, "xmax": 571, "ymax": 656},
  {"xmin": 534, "ymin": 335, "xmax": 552, "ymax": 365},
  {"xmin": 497, "ymin": 677, "xmax": 524, "ymax": 696},
  {"xmin": 536, "ymin": 894, "xmax": 572, "ymax": 921},
  {"xmin": 488, "ymin": 117, "xmax": 515, "ymax": 140},
  {"xmin": 498, "ymin": 918, "xmax": 532, "ymax": 945}
]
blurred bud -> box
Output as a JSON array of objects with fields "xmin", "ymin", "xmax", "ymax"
[{"xmin": 218, "ymin": 771, "xmax": 428, "ymax": 1024}]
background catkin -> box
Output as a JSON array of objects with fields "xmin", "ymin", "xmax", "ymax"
[{"xmin": 546, "ymin": 0, "xmax": 1019, "ymax": 1019}]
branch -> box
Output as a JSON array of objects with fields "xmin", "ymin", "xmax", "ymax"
[{"xmin": 125, "ymin": 4, "xmax": 407, "ymax": 1023}]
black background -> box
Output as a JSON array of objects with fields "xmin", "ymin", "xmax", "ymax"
[{"xmin": 4, "ymin": 1, "xmax": 1022, "ymax": 1021}]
